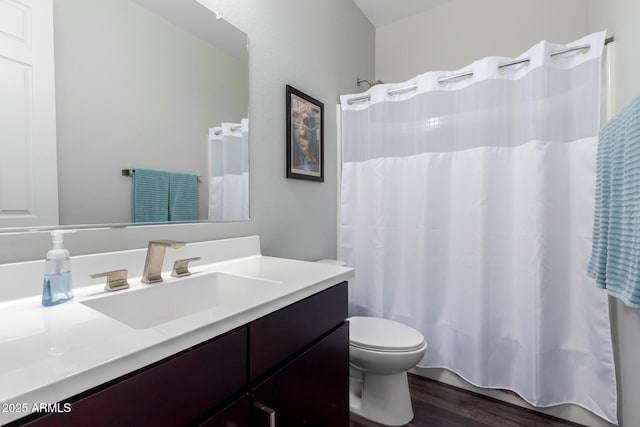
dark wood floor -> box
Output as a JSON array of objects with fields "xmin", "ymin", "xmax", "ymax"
[{"xmin": 350, "ymin": 374, "xmax": 586, "ymax": 427}]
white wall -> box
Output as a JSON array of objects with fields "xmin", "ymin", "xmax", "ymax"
[
  {"xmin": 0, "ymin": 0, "xmax": 374, "ymax": 263},
  {"xmin": 375, "ymin": 0, "xmax": 587, "ymax": 84},
  {"xmin": 54, "ymin": 0, "xmax": 249, "ymax": 224}
]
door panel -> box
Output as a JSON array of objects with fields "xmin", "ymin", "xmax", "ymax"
[{"xmin": 0, "ymin": 0, "xmax": 58, "ymax": 227}]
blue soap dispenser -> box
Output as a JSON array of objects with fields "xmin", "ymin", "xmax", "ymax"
[{"xmin": 42, "ymin": 230, "xmax": 74, "ymax": 306}]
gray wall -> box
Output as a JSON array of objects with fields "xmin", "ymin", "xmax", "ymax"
[
  {"xmin": 0, "ymin": 0, "xmax": 374, "ymax": 263},
  {"xmin": 196, "ymin": 0, "xmax": 375, "ymax": 261},
  {"xmin": 587, "ymin": 0, "xmax": 640, "ymax": 113},
  {"xmin": 54, "ymin": 0, "xmax": 249, "ymax": 224},
  {"xmin": 375, "ymin": 0, "xmax": 588, "ymax": 84}
]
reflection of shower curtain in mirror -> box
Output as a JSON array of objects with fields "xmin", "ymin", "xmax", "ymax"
[{"xmin": 208, "ymin": 119, "xmax": 249, "ymax": 220}]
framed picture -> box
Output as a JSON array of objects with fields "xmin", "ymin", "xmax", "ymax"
[{"xmin": 286, "ymin": 85, "xmax": 324, "ymax": 182}]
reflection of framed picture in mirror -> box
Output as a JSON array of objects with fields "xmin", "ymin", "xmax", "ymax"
[{"xmin": 286, "ymin": 85, "xmax": 324, "ymax": 182}]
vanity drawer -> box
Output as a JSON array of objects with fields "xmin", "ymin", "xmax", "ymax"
[
  {"xmin": 249, "ymin": 282, "xmax": 347, "ymax": 381},
  {"xmin": 24, "ymin": 327, "xmax": 248, "ymax": 427}
]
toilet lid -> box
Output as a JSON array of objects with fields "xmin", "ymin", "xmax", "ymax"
[{"xmin": 348, "ymin": 316, "xmax": 426, "ymax": 352}]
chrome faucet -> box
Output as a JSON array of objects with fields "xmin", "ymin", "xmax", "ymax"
[{"xmin": 142, "ymin": 240, "xmax": 186, "ymax": 284}]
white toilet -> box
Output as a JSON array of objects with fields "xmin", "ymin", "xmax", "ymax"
[
  {"xmin": 348, "ymin": 316, "xmax": 427, "ymax": 426},
  {"xmin": 313, "ymin": 260, "xmax": 427, "ymax": 425}
]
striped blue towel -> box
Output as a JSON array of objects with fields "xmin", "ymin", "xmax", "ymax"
[
  {"xmin": 588, "ymin": 96, "xmax": 640, "ymax": 308},
  {"xmin": 131, "ymin": 168, "xmax": 169, "ymax": 222},
  {"xmin": 169, "ymin": 172, "xmax": 198, "ymax": 221}
]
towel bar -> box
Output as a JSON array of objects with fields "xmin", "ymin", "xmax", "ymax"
[{"xmin": 122, "ymin": 169, "xmax": 202, "ymax": 182}]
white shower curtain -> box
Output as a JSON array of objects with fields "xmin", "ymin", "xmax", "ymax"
[
  {"xmin": 340, "ymin": 32, "xmax": 617, "ymax": 424},
  {"xmin": 208, "ymin": 119, "xmax": 249, "ymax": 221}
]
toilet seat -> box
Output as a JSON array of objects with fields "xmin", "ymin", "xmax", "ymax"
[{"xmin": 349, "ymin": 316, "xmax": 426, "ymax": 353}]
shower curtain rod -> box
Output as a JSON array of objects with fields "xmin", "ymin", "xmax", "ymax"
[
  {"xmin": 347, "ymin": 35, "xmax": 615, "ymax": 105},
  {"xmin": 213, "ymin": 125, "xmax": 242, "ymax": 136}
]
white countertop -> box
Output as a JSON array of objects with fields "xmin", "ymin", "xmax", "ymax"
[{"xmin": 0, "ymin": 236, "xmax": 353, "ymax": 425}]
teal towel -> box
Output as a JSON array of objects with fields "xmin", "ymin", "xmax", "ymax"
[
  {"xmin": 588, "ymin": 96, "xmax": 640, "ymax": 308},
  {"xmin": 131, "ymin": 168, "xmax": 169, "ymax": 222},
  {"xmin": 169, "ymin": 172, "xmax": 198, "ymax": 221}
]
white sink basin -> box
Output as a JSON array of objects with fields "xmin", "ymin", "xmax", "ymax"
[{"xmin": 81, "ymin": 272, "xmax": 281, "ymax": 329}]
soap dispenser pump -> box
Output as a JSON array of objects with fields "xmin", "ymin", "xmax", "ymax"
[{"xmin": 42, "ymin": 230, "xmax": 74, "ymax": 306}]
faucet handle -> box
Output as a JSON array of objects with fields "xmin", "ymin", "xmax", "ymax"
[
  {"xmin": 171, "ymin": 257, "xmax": 201, "ymax": 278},
  {"xmin": 91, "ymin": 269, "xmax": 130, "ymax": 292}
]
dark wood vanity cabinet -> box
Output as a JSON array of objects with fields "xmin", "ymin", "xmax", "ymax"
[{"xmin": 16, "ymin": 282, "xmax": 348, "ymax": 427}]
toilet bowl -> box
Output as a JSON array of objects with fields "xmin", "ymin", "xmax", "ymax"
[{"xmin": 348, "ymin": 316, "xmax": 427, "ymax": 426}]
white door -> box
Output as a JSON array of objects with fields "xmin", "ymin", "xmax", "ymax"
[{"xmin": 0, "ymin": 0, "xmax": 58, "ymax": 227}]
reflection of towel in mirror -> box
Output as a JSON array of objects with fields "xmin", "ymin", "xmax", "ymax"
[
  {"xmin": 131, "ymin": 168, "xmax": 169, "ymax": 222},
  {"xmin": 169, "ymin": 172, "xmax": 198, "ymax": 221}
]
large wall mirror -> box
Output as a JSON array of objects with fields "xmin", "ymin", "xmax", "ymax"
[{"xmin": 9, "ymin": 0, "xmax": 249, "ymax": 231}]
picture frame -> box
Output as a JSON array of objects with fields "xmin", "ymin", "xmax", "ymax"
[{"xmin": 286, "ymin": 85, "xmax": 324, "ymax": 182}]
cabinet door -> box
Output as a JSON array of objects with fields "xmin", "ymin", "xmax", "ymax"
[
  {"xmin": 200, "ymin": 394, "xmax": 250, "ymax": 427},
  {"xmin": 252, "ymin": 323, "xmax": 349, "ymax": 427}
]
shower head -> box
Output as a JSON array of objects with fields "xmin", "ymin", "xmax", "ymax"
[{"xmin": 357, "ymin": 77, "xmax": 384, "ymax": 88}]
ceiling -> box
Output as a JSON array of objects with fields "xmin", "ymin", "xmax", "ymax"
[{"xmin": 353, "ymin": 0, "xmax": 451, "ymax": 28}]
